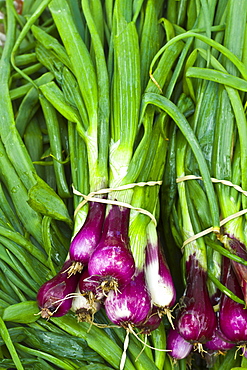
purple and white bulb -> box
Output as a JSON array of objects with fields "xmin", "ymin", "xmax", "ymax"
[
  {"xmin": 88, "ymin": 205, "xmax": 135, "ymax": 293},
  {"xmin": 145, "ymin": 223, "xmax": 176, "ymax": 312},
  {"xmin": 175, "ymin": 254, "xmax": 217, "ymax": 344},
  {"xmin": 37, "ymin": 260, "xmax": 80, "ymax": 319},
  {"xmin": 104, "ymin": 270, "xmax": 152, "ymax": 329},
  {"xmin": 68, "ymin": 201, "xmax": 106, "ymax": 275}
]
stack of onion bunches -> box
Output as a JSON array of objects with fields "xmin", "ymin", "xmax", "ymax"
[{"xmin": 1, "ymin": 0, "xmax": 247, "ymax": 369}]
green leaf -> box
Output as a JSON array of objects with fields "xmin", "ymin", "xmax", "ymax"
[
  {"xmin": 0, "ymin": 317, "xmax": 24, "ymax": 370},
  {"xmin": 27, "ymin": 178, "xmax": 73, "ymax": 227},
  {"xmin": 23, "ymin": 328, "xmax": 87, "ymax": 360},
  {"xmin": 81, "ymin": 365, "xmax": 115, "ymax": 370},
  {"xmin": 0, "ymin": 327, "xmax": 26, "ymax": 346},
  {"xmin": 0, "ymin": 358, "xmax": 53, "ymax": 369},
  {"xmin": 14, "ymin": 343, "xmax": 76, "ymax": 370},
  {"xmin": 186, "ymin": 67, "xmax": 247, "ymax": 91},
  {"xmin": 49, "ymin": 0, "xmax": 98, "ymax": 122},
  {"xmin": 2, "ymin": 301, "xmax": 39, "ymax": 324},
  {"xmin": 141, "ymin": 92, "xmax": 220, "ymax": 230}
]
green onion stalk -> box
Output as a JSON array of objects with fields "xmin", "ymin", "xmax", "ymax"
[
  {"xmin": 171, "ymin": 125, "xmax": 218, "ymax": 347},
  {"xmin": 0, "ymin": 0, "xmax": 45, "ymax": 246},
  {"xmin": 35, "ymin": 0, "xmax": 170, "ymax": 276},
  {"xmin": 178, "ymin": 21, "xmax": 247, "ymax": 305},
  {"xmin": 210, "ymin": 0, "xmax": 247, "ymax": 306},
  {"xmin": 46, "ymin": 0, "xmax": 110, "ymax": 230}
]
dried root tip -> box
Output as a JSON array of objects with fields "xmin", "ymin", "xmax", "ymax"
[
  {"xmin": 82, "ymin": 291, "xmax": 96, "ymax": 304},
  {"xmin": 66, "ymin": 261, "xmax": 84, "ymax": 277},
  {"xmin": 171, "ymin": 358, "xmax": 178, "ymax": 366},
  {"xmin": 86, "ymin": 292, "xmax": 104, "ymax": 308},
  {"xmin": 40, "ymin": 308, "xmax": 53, "ymax": 320},
  {"xmin": 75, "ymin": 308, "xmax": 112, "ymax": 333},
  {"xmin": 194, "ymin": 342, "xmax": 207, "ymax": 356},
  {"xmin": 76, "ymin": 309, "xmax": 94, "ymax": 323},
  {"xmin": 159, "ymin": 307, "xmax": 175, "ymax": 329},
  {"xmin": 235, "ymin": 344, "xmax": 247, "ymax": 359},
  {"xmin": 100, "ymin": 276, "xmax": 119, "ymax": 295}
]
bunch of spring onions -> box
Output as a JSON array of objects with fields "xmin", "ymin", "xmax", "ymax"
[
  {"xmin": 31, "ymin": 0, "xmax": 179, "ymax": 362},
  {"xmin": 161, "ymin": 0, "xmax": 247, "ymax": 368},
  {"xmin": 1, "ymin": 0, "xmax": 247, "ymax": 369}
]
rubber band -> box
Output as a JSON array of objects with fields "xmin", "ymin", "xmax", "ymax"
[
  {"xmin": 176, "ymin": 175, "xmax": 247, "ymax": 248},
  {"xmin": 176, "ymin": 175, "xmax": 247, "ymax": 197},
  {"xmin": 72, "ymin": 180, "xmax": 162, "ymax": 226}
]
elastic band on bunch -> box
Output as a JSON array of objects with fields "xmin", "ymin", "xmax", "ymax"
[
  {"xmin": 176, "ymin": 175, "xmax": 247, "ymax": 248},
  {"xmin": 72, "ymin": 180, "xmax": 162, "ymax": 227}
]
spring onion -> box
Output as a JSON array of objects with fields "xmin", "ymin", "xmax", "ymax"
[{"xmin": 2, "ymin": 0, "xmax": 247, "ymax": 369}]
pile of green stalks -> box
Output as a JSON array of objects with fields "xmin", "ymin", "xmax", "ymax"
[{"xmin": 1, "ymin": 0, "xmax": 247, "ymax": 369}]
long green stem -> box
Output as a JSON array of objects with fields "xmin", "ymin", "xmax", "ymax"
[
  {"xmin": 142, "ymin": 92, "xmax": 220, "ymax": 230},
  {"xmin": 0, "ymin": 317, "xmax": 24, "ymax": 370}
]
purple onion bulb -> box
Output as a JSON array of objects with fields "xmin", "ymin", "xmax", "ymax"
[
  {"xmin": 227, "ymin": 235, "xmax": 247, "ymax": 305},
  {"xmin": 79, "ymin": 269, "xmax": 105, "ymax": 302},
  {"xmin": 166, "ymin": 328, "xmax": 193, "ymax": 359},
  {"xmin": 88, "ymin": 205, "xmax": 135, "ymax": 292},
  {"xmin": 219, "ymin": 257, "xmax": 247, "ymax": 343},
  {"xmin": 137, "ymin": 306, "xmax": 162, "ymax": 335},
  {"xmin": 37, "ymin": 260, "xmax": 80, "ymax": 319},
  {"xmin": 104, "ymin": 270, "xmax": 152, "ymax": 328},
  {"xmin": 68, "ymin": 201, "xmax": 106, "ymax": 274},
  {"xmin": 176, "ymin": 255, "xmax": 217, "ymax": 344},
  {"xmin": 204, "ymin": 326, "xmax": 235, "ymax": 352}
]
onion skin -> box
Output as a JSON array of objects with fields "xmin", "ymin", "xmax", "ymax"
[
  {"xmin": 219, "ymin": 257, "xmax": 247, "ymax": 343},
  {"xmin": 104, "ymin": 270, "xmax": 152, "ymax": 328},
  {"xmin": 166, "ymin": 328, "xmax": 193, "ymax": 360},
  {"xmin": 69, "ymin": 201, "xmax": 106, "ymax": 265},
  {"xmin": 88, "ymin": 205, "xmax": 135, "ymax": 288},
  {"xmin": 176, "ymin": 255, "xmax": 217, "ymax": 344},
  {"xmin": 37, "ymin": 260, "xmax": 80, "ymax": 319}
]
